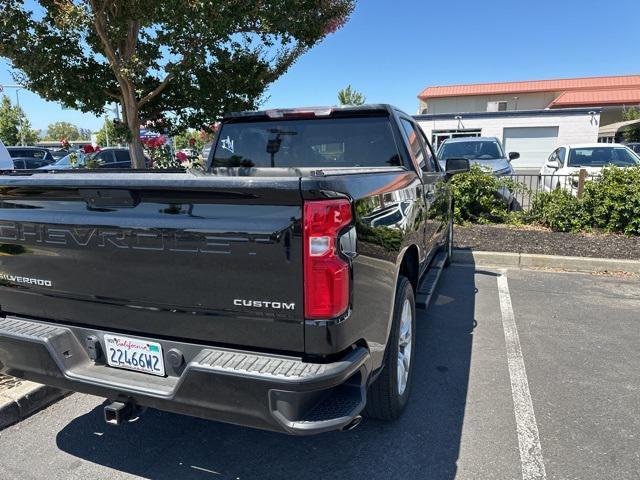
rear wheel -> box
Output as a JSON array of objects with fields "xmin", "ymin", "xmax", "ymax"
[{"xmin": 364, "ymin": 276, "xmax": 416, "ymax": 420}]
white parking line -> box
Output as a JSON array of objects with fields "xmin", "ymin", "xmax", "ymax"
[{"xmin": 497, "ymin": 272, "xmax": 547, "ymax": 480}]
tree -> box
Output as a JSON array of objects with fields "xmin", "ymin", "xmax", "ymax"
[
  {"xmin": 622, "ymin": 106, "xmax": 640, "ymax": 142},
  {"xmin": 96, "ymin": 119, "xmax": 129, "ymax": 146},
  {"xmin": 338, "ymin": 85, "xmax": 366, "ymax": 106},
  {"xmin": 45, "ymin": 121, "xmax": 81, "ymax": 141},
  {"xmin": 0, "ymin": 95, "xmax": 39, "ymax": 145},
  {"xmin": 78, "ymin": 128, "xmax": 93, "ymax": 140},
  {"xmin": 0, "ymin": 1, "xmax": 355, "ymax": 168},
  {"xmin": 174, "ymin": 129, "xmax": 204, "ymax": 151}
]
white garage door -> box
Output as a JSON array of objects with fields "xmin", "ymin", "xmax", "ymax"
[{"xmin": 503, "ymin": 127, "xmax": 559, "ymax": 170}]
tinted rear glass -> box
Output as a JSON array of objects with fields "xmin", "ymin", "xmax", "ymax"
[
  {"xmin": 8, "ymin": 149, "xmax": 47, "ymax": 159},
  {"xmin": 212, "ymin": 117, "xmax": 401, "ymax": 168}
]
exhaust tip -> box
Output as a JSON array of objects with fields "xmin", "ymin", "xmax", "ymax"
[{"xmin": 341, "ymin": 415, "xmax": 362, "ymax": 432}]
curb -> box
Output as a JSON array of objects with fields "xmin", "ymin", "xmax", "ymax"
[
  {"xmin": 0, "ymin": 381, "xmax": 68, "ymax": 430},
  {"xmin": 451, "ymin": 249, "xmax": 640, "ymax": 273}
]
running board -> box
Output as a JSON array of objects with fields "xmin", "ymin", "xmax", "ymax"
[{"xmin": 415, "ymin": 251, "xmax": 447, "ymax": 309}]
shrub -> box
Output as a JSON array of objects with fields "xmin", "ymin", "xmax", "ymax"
[
  {"xmin": 450, "ymin": 164, "xmax": 640, "ymax": 236},
  {"xmin": 582, "ymin": 166, "xmax": 640, "ymax": 235},
  {"xmin": 528, "ymin": 188, "xmax": 589, "ymax": 233},
  {"xmin": 449, "ymin": 164, "xmax": 521, "ymax": 224}
]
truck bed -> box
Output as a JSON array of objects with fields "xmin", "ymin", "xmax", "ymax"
[{"xmin": 0, "ymin": 170, "xmax": 305, "ymax": 352}]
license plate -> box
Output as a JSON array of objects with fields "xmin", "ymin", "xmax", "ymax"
[{"xmin": 104, "ymin": 334, "xmax": 165, "ymax": 377}]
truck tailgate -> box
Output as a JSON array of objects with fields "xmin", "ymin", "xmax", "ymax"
[{"xmin": 0, "ymin": 173, "xmax": 304, "ymax": 352}]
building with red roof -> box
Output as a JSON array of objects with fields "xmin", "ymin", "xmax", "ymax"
[{"xmin": 414, "ymin": 75, "xmax": 640, "ymax": 171}]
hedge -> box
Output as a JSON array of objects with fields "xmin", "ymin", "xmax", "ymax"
[{"xmin": 452, "ymin": 165, "xmax": 640, "ymax": 236}]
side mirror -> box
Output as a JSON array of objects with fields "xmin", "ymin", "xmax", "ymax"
[
  {"xmin": 547, "ymin": 159, "xmax": 560, "ymax": 170},
  {"xmin": 508, "ymin": 152, "xmax": 520, "ymax": 162},
  {"xmin": 445, "ymin": 158, "xmax": 470, "ymax": 176}
]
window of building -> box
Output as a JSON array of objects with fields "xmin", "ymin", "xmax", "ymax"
[{"xmin": 487, "ymin": 101, "xmax": 509, "ymax": 112}]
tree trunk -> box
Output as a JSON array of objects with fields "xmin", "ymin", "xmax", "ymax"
[
  {"xmin": 121, "ymin": 89, "xmax": 146, "ymax": 169},
  {"xmin": 129, "ymin": 133, "xmax": 146, "ymax": 169}
]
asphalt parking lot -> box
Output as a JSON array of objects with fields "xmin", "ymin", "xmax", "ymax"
[{"xmin": 0, "ymin": 265, "xmax": 638, "ymax": 480}]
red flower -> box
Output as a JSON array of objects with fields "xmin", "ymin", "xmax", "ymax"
[
  {"xmin": 176, "ymin": 151, "xmax": 188, "ymax": 163},
  {"xmin": 188, "ymin": 137, "xmax": 196, "ymax": 146},
  {"xmin": 83, "ymin": 145, "xmax": 95, "ymax": 154},
  {"xmin": 141, "ymin": 136, "xmax": 166, "ymax": 150},
  {"xmin": 324, "ymin": 16, "xmax": 346, "ymax": 35}
]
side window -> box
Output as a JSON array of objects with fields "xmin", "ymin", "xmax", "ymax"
[
  {"xmin": 548, "ymin": 150, "xmax": 558, "ymax": 164},
  {"xmin": 114, "ymin": 150, "xmax": 131, "ymax": 164},
  {"xmin": 98, "ymin": 151, "xmax": 115, "ymax": 164},
  {"xmin": 400, "ymin": 118, "xmax": 426, "ymax": 171},
  {"xmin": 557, "ymin": 147, "xmax": 566, "ymax": 167},
  {"xmin": 416, "ymin": 126, "xmax": 439, "ymax": 172}
]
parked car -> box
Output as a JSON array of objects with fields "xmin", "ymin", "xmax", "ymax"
[
  {"xmin": 539, "ymin": 143, "xmax": 640, "ymax": 193},
  {"xmin": 39, "ymin": 147, "xmax": 137, "ymax": 170},
  {"xmin": 623, "ymin": 142, "xmax": 640, "ymax": 155},
  {"xmin": 12, "ymin": 157, "xmax": 51, "ymax": 169},
  {"xmin": 0, "ymin": 104, "xmax": 469, "ymax": 435},
  {"xmin": 437, "ymin": 136, "xmax": 518, "ymax": 176},
  {"xmin": 437, "ymin": 136, "xmax": 517, "ymax": 208},
  {"xmin": 50, "ymin": 149, "xmax": 70, "ymax": 160},
  {"xmin": 0, "ymin": 139, "xmax": 13, "ymax": 169},
  {"xmin": 6, "ymin": 146, "xmax": 55, "ymax": 165}
]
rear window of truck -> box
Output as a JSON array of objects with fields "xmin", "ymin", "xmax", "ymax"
[{"xmin": 212, "ymin": 117, "xmax": 401, "ymax": 169}]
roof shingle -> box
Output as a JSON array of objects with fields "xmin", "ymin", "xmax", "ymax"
[{"xmin": 418, "ymin": 75, "xmax": 640, "ymax": 100}]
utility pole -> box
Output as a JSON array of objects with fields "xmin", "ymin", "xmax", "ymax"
[
  {"xmin": 104, "ymin": 103, "xmax": 120, "ymax": 146},
  {"xmin": 0, "ymin": 84, "xmax": 25, "ymax": 145},
  {"xmin": 104, "ymin": 114, "xmax": 110, "ymax": 147}
]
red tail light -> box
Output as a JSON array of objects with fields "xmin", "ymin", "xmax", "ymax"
[{"xmin": 303, "ymin": 199, "xmax": 353, "ymax": 319}]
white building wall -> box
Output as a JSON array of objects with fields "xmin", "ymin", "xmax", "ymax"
[
  {"xmin": 416, "ymin": 111, "xmax": 601, "ymax": 171},
  {"xmin": 417, "ymin": 112, "xmax": 599, "ymax": 145},
  {"xmin": 420, "ymin": 92, "xmax": 560, "ymax": 114}
]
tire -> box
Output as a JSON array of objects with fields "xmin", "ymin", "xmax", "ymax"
[{"xmin": 364, "ymin": 276, "xmax": 416, "ymax": 420}]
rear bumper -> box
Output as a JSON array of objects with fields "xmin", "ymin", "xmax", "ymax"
[{"xmin": 0, "ymin": 316, "xmax": 371, "ymax": 435}]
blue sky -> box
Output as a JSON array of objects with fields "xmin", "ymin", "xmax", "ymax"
[{"xmin": 2, "ymin": 0, "xmax": 639, "ymax": 132}]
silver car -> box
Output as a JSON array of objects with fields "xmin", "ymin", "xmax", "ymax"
[
  {"xmin": 438, "ymin": 136, "xmax": 518, "ymax": 208},
  {"xmin": 437, "ymin": 136, "xmax": 518, "ymax": 176}
]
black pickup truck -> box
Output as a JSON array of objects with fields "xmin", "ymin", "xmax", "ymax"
[{"xmin": 0, "ymin": 105, "xmax": 468, "ymax": 434}]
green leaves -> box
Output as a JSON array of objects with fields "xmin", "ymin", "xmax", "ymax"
[
  {"xmin": 582, "ymin": 166, "xmax": 640, "ymax": 235},
  {"xmin": 528, "ymin": 189, "xmax": 588, "ymax": 233},
  {"xmin": 523, "ymin": 166, "xmax": 640, "ymax": 235},
  {"xmin": 0, "ymin": 95, "xmax": 39, "ymax": 145},
  {"xmin": 45, "ymin": 122, "xmax": 85, "ymax": 141},
  {"xmin": 449, "ymin": 164, "xmax": 518, "ymax": 224},
  {"xmin": 0, "ymin": 0, "xmax": 355, "ymax": 141},
  {"xmin": 337, "ymin": 85, "xmax": 366, "ymax": 106}
]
